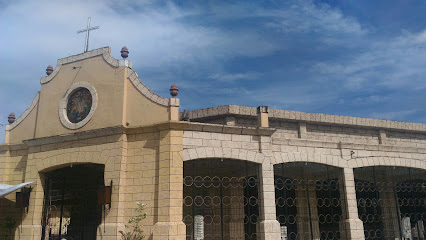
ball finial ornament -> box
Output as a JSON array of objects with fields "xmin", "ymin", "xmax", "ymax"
[
  {"xmin": 121, "ymin": 46, "xmax": 129, "ymax": 59},
  {"xmin": 170, "ymin": 83, "xmax": 178, "ymax": 97},
  {"xmin": 8, "ymin": 112, "xmax": 15, "ymax": 124},
  {"xmin": 46, "ymin": 65, "xmax": 53, "ymax": 76}
]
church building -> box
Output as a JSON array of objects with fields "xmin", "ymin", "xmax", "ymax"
[{"xmin": 0, "ymin": 46, "xmax": 425, "ymax": 240}]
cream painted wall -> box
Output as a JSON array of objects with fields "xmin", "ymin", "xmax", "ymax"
[
  {"xmin": 0, "ymin": 147, "xmax": 28, "ymax": 237},
  {"xmin": 7, "ymin": 52, "xmax": 170, "ymax": 144},
  {"xmin": 35, "ymin": 56, "xmax": 125, "ymax": 138},
  {"xmin": 6, "ymin": 106, "xmax": 38, "ymax": 144},
  {"xmin": 125, "ymin": 75, "xmax": 169, "ymax": 127}
]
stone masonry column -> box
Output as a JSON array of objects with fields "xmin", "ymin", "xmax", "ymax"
[
  {"xmin": 342, "ymin": 167, "xmax": 365, "ymax": 240},
  {"xmin": 256, "ymin": 106, "xmax": 280, "ymax": 239},
  {"xmin": 256, "ymin": 106, "xmax": 280, "ymax": 240},
  {"xmin": 257, "ymin": 158, "xmax": 281, "ymax": 240},
  {"xmin": 152, "ymin": 124, "xmax": 186, "ymax": 240}
]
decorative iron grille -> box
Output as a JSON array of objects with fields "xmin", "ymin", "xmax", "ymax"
[
  {"xmin": 274, "ymin": 163, "xmax": 345, "ymax": 240},
  {"xmin": 355, "ymin": 166, "xmax": 426, "ymax": 240},
  {"xmin": 183, "ymin": 159, "xmax": 260, "ymax": 240}
]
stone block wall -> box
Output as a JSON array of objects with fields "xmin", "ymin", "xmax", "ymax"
[
  {"xmin": 270, "ymin": 120, "xmax": 299, "ymax": 139},
  {"xmin": 234, "ymin": 116, "xmax": 258, "ymax": 127},
  {"xmin": 305, "ymin": 124, "xmax": 379, "ymax": 145},
  {"xmin": 23, "ymin": 133, "xmax": 126, "ymax": 240},
  {"xmin": 182, "ymin": 116, "xmax": 426, "ymax": 240},
  {"xmin": 386, "ymin": 130, "xmax": 426, "ymax": 148},
  {"xmin": 0, "ymin": 146, "xmax": 28, "ymax": 238},
  {"xmin": 125, "ymin": 129, "xmax": 161, "ymax": 238},
  {"xmin": 187, "ymin": 105, "xmax": 426, "ymax": 151},
  {"xmin": 183, "ymin": 129, "xmax": 261, "ymax": 161},
  {"xmin": 0, "ymin": 123, "xmax": 187, "ymax": 240}
]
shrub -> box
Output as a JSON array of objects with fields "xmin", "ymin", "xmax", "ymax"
[{"xmin": 119, "ymin": 202, "xmax": 146, "ymax": 240}]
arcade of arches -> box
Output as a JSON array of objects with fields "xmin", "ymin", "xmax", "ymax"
[
  {"xmin": 183, "ymin": 159, "xmax": 426, "ymax": 240},
  {"xmin": 1, "ymin": 47, "xmax": 425, "ymax": 240}
]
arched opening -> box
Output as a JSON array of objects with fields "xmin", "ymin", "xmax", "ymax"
[
  {"xmin": 274, "ymin": 162, "xmax": 345, "ymax": 240},
  {"xmin": 354, "ymin": 166, "xmax": 426, "ymax": 240},
  {"xmin": 40, "ymin": 164, "xmax": 105, "ymax": 240},
  {"xmin": 183, "ymin": 159, "xmax": 260, "ymax": 240}
]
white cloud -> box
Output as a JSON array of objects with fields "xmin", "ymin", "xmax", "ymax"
[
  {"xmin": 262, "ymin": 0, "xmax": 366, "ymax": 38},
  {"xmin": 370, "ymin": 109, "xmax": 418, "ymax": 121},
  {"xmin": 1, "ymin": 0, "xmax": 425, "ymax": 143},
  {"xmin": 208, "ymin": 72, "xmax": 260, "ymax": 82},
  {"xmin": 354, "ymin": 95, "xmax": 389, "ymax": 104},
  {"xmin": 312, "ymin": 29, "xmax": 426, "ymax": 90}
]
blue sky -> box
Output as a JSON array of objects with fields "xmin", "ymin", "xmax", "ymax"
[{"xmin": 1, "ymin": 0, "xmax": 426, "ymax": 143}]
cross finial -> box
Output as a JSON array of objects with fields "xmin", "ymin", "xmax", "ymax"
[{"xmin": 77, "ymin": 17, "xmax": 100, "ymax": 53}]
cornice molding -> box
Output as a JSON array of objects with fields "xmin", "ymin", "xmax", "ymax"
[
  {"xmin": 127, "ymin": 71, "xmax": 170, "ymax": 107},
  {"xmin": 6, "ymin": 92, "xmax": 40, "ymax": 131},
  {"xmin": 40, "ymin": 47, "xmax": 121, "ymax": 85}
]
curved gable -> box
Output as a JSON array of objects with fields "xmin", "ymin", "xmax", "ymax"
[{"xmin": 6, "ymin": 47, "xmax": 174, "ymax": 143}]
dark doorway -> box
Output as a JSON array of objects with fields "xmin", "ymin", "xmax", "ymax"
[
  {"xmin": 41, "ymin": 164, "xmax": 104, "ymax": 240},
  {"xmin": 274, "ymin": 163, "xmax": 345, "ymax": 240},
  {"xmin": 354, "ymin": 166, "xmax": 426, "ymax": 240},
  {"xmin": 183, "ymin": 159, "xmax": 260, "ymax": 240}
]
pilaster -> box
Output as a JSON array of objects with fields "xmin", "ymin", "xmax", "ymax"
[
  {"xmin": 378, "ymin": 130, "xmax": 386, "ymax": 144},
  {"xmin": 225, "ymin": 116, "xmax": 236, "ymax": 126},
  {"xmin": 298, "ymin": 122, "xmax": 307, "ymax": 139},
  {"xmin": 256, "ymin": 158, "xmax": 281, "ymax": 240},
  {"xmin": 152, "ymin": 128, "xmax": 186, "ymax": 240},
  {"xmin": 257, "ymin": 106, "xmax": 269, "ymax": 128},
  {"xmin": 342, "ymin": 168, "xmax": 365, "ymax": 240},
  {"xmin": 4, "ymin": 129, "xmax": 10, "ymax": 144},
  {"xmin": 169, "ymin": 98, "xmax": 180, "ymax": 121}
]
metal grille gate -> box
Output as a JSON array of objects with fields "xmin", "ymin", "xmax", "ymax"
[
  {"xmin": 183, "ymin": 159, "xmax": 260, "ymax": 240},
  {"xmin": 274, "ymin": 163, "xmax": 345, "ymax": 240},
  {"xmin": 41, "ymin": 164, "xmax": 103, "ymax": 240},
  {"xmin": 355, "ymin": 167, "xmax": 426, "ymax": 240}
]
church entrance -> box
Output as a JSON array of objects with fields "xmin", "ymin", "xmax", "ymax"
[
  {"xmin": 41, "ymin": 164, "xmax": 104, "ymax": 240},
  {"xmin": 354, "ymin": 166, "xmax": 426, "ymax": 240},
  {"xmin": 183, "ymin": 159, "xmax": 260, "ymax": 240}
]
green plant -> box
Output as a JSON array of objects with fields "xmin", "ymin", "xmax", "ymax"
[
  {"xmin": 1, "ymin": 217, "xmax": 16, "ymax": 240},
  {"xmin": 119, "ymin": 202, "xmax": 146, "ymax": 240}
]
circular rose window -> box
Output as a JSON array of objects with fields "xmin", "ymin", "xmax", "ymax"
[
  {"xmin": 59, "ymin": 82, "xmax": 98, "ymax": 129},
  {"xmin": 67, "ymin": 88, "xmax": 93, "ymax": 123}
]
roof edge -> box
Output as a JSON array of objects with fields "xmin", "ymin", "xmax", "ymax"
[
  {"xmin": 40, "ymin": 47, "xmax": 122, "ymax": 85},
  {"xmin": 185, "ymin": 105, "xmax": 426, "ymax": 133},
  {"xmin": 127, "ymin": 70, "xmax": 170, "ymax": 107},
  {"xmin": 6, "ymin": 92, "xmax": 40, "ymax": 131}
]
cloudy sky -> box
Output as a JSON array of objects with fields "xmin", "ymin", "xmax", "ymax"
[{"xmin": 1, "ymin": 0, "xmax": 426, "ymax": 143}]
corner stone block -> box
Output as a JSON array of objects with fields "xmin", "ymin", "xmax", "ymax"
[{"xmin": 152, "ymin": 221, "xmax": 186, "ymax": 240}]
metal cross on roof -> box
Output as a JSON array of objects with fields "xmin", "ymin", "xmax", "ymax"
[{"xmin": 77, "ymin": 17, "xmax": 100, "ymax": 53}]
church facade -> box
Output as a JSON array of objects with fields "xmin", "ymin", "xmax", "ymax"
[{"xmin": 0, "ymin": 47, "xmax": 425, "ymax": 240}]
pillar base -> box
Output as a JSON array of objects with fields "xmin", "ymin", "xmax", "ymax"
[
  {"xmin": 96, "ymin": 223, "xmax": 127, "ymax": 239},
  {"xmin": 343, "ymin": 219, "xmax": 365, "ymax": 240},
  {"xmin": 152, "ymin": 221, "xmax": 186, "ymax": 240},
  {"xmin": 97, "ymin": 222, "xmax": 126, "ymax": 238},
  {"xmin": 14, "ymin": 224, "xmax": 41, "ymax": 240},
  {"xmin": 257, "ymin": 219, "xmax": 281, "ymax": 240}
]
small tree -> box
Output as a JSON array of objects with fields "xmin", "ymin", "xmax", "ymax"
[{"xmin": 119, "ymin": 202, "xmax": 146, "ymax": 240}]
